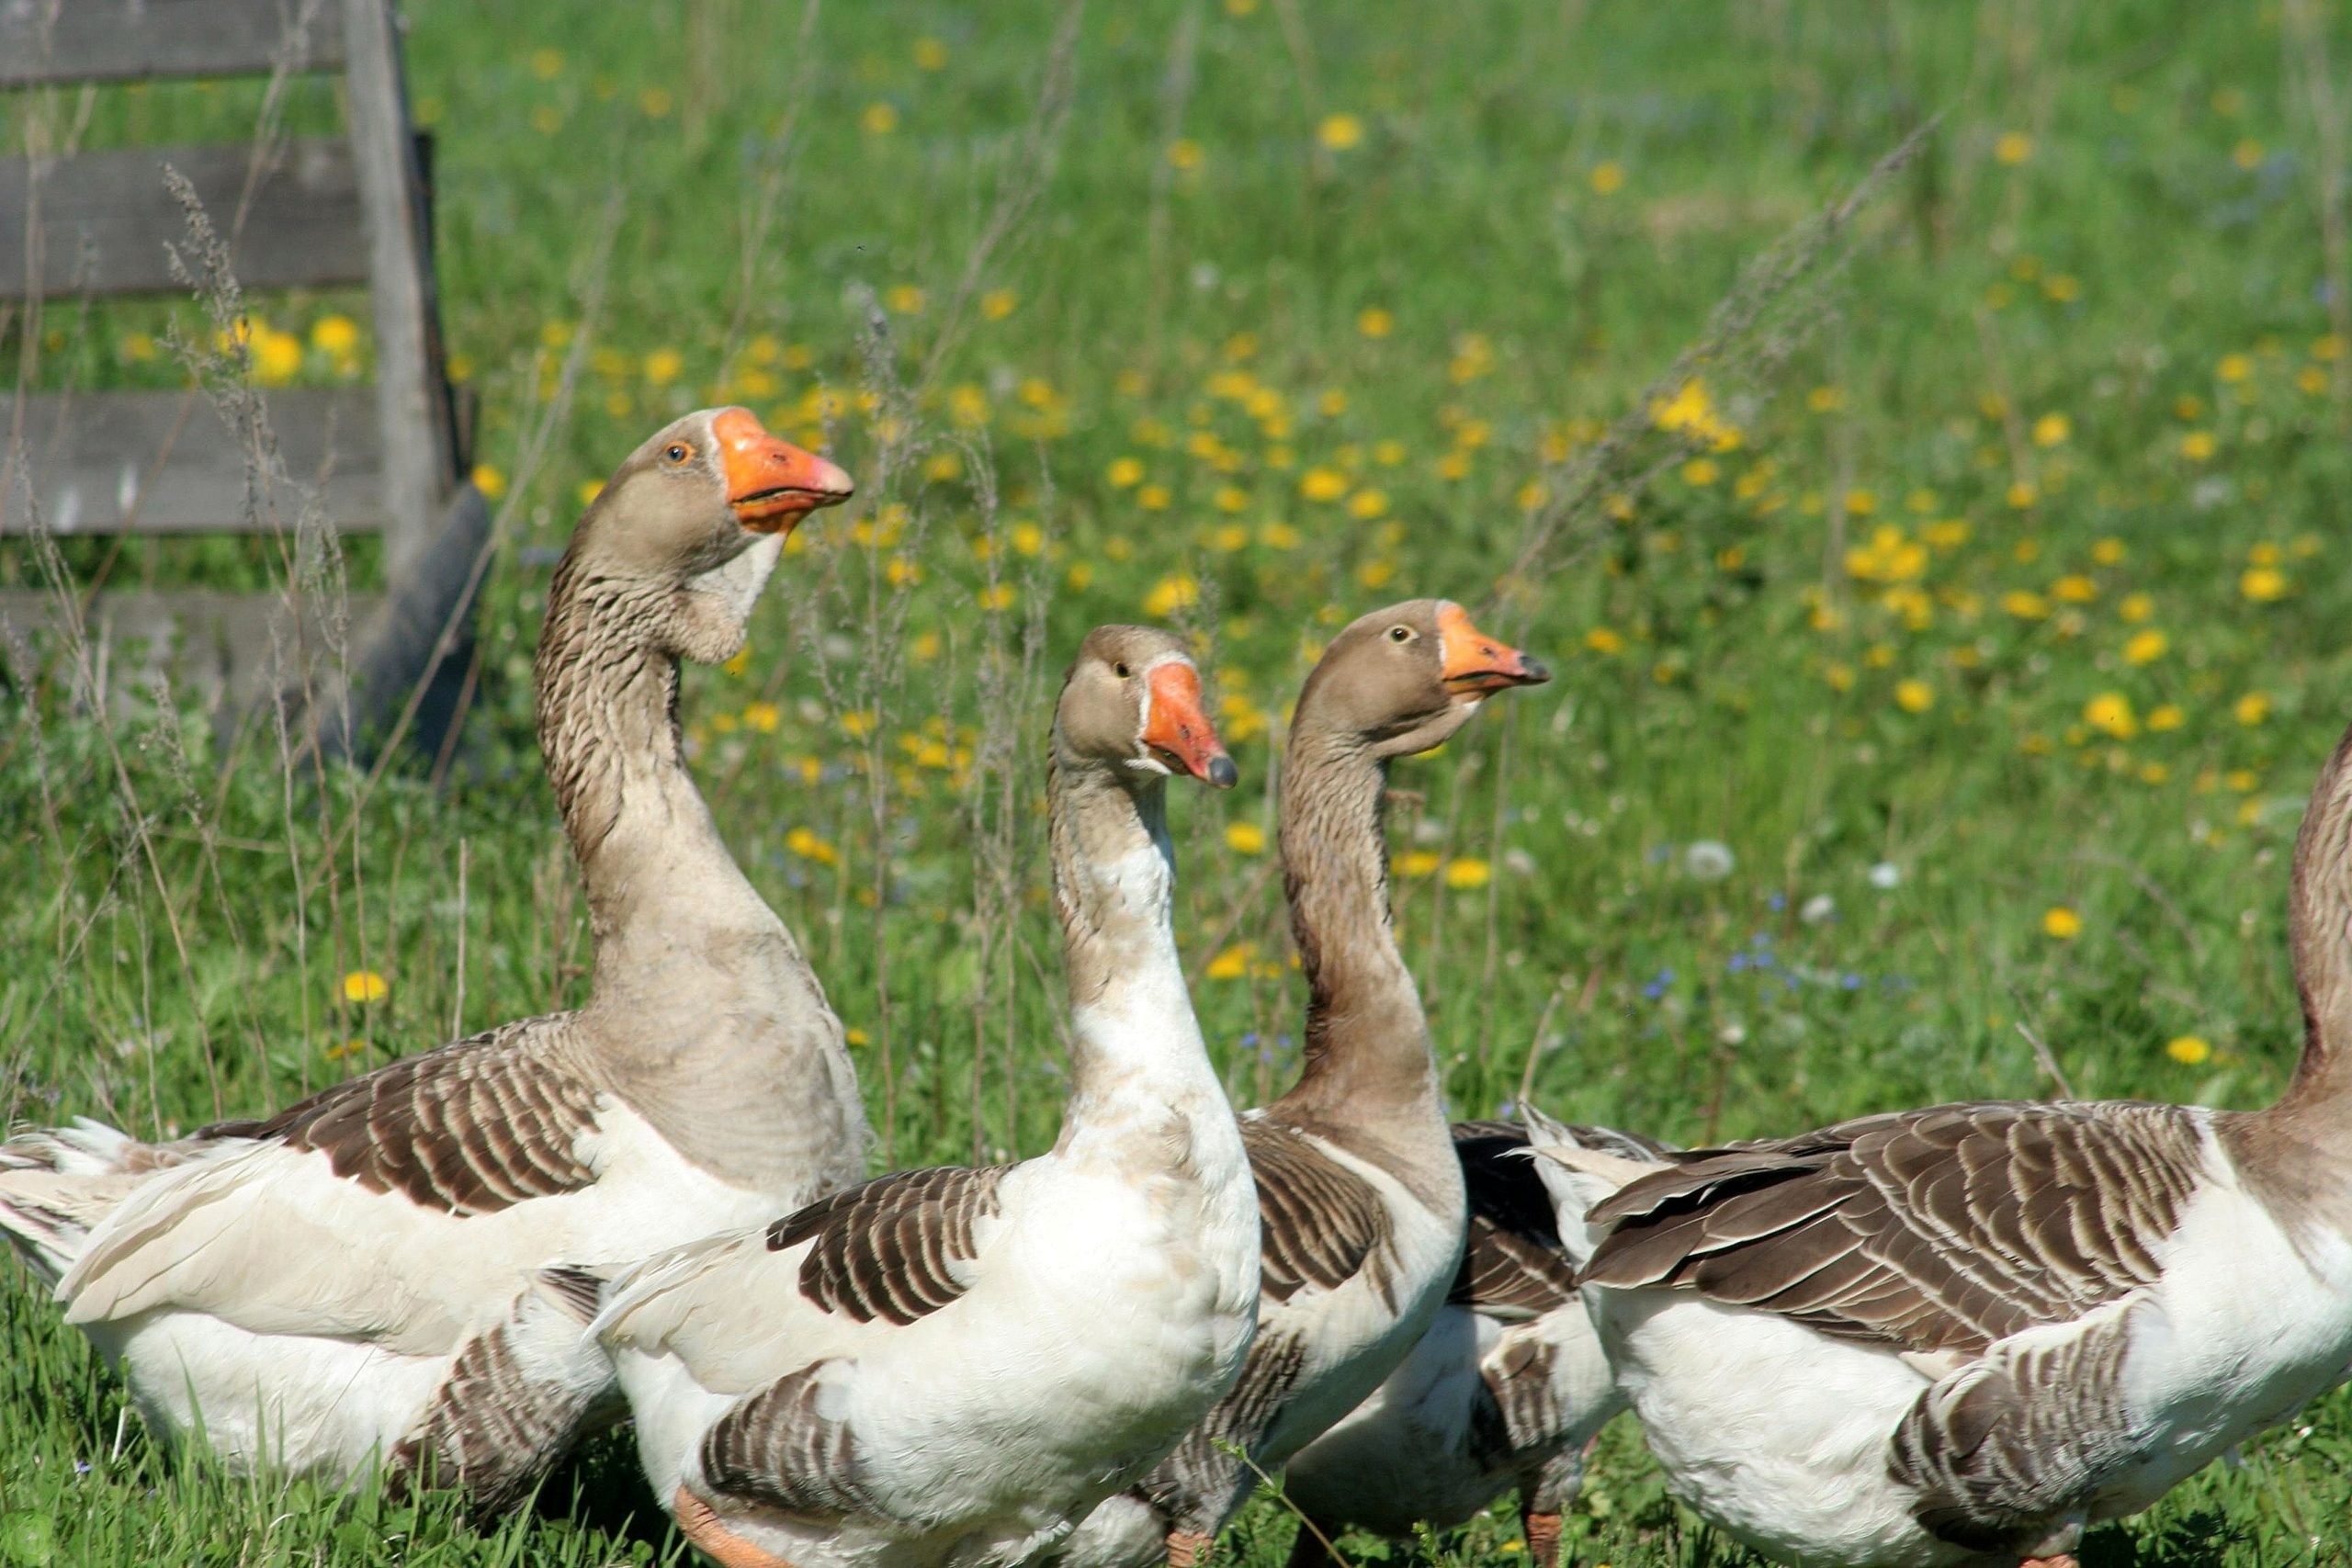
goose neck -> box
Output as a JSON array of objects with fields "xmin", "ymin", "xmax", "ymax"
[
  {"xmin": 1047, "ymin": 755, "xmax": 1227, "ymax": 1145},
  {"xmin": 1273, "ymin": 725, "xmax": 1442, "ymax": 1123}
]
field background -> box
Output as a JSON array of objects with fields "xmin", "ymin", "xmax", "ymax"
[{"xmin": 6, "ymin": 0, "xmax": 2352, "ymax": 1562}]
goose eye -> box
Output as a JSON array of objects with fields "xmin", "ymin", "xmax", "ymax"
[
  {"xmin": 1114, "ymin": 661, "xmax": 1132, "ymax": 679},
  {"xmin": 1387, "ymin": 626, "xmax": 1413, "ymax": 643},
  {"xmin": 663, "ymin": 443, "xmax": 692, "ymax": 465}
]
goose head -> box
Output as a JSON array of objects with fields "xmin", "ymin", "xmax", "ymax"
[
  {"xmin": 1056, "ymin": 626, "xmax": 1240, "ymax": 791},
  {"xmin": 1300, "ymin": 598, "xmax": 1549, "ymax": 758},
  {"xmin": 562, "ymin": 407, "xmax": 854, "ymax": 664}
]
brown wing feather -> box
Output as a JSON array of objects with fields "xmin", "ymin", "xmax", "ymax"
[
  {"xmin": 1244, "ymin": 1120, "xmax": 1393, "ymax": 1305},
  {"xmin": 198, "ymin": 1021, "xmax": 600, "ymax": 1218},
  {"xmin": 767, "ymin": 1164, "xmax": 1010, "ymax": 1325},
  {"xmin": 700, "ymin": 1359, "xmax": 887, "ymax": 1521},
  {"xmin": 1451, "ymin": 1122, "xmax": 1579, "ymax": 1314},
  {"xmin": 1582, "ymin": 1100, "xmax": 2206, "ymax": 1354}
]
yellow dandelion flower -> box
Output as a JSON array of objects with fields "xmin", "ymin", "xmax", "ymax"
[
  {"xmin": 1137, "ymin": 484, "xmax": 1170, "ymax": 510},
  {"xmin": 912, "ymin": 36, "xmax": 949, "ymax": 70},
  {"xmin": 844, "ymin": 1027, "xmax": 871, "ymax": 1046},
  {"xmin": 886, "ymin": 285, "xmax": 927, "ymax": 314},
  {"xmin": 2042, "ymin": 907, "xmax": 2082, "ymax": 940},
  {"xmin": 2002, "ymin": 590, "xmax": 2051, "ymax": 620},
  {"xmin": 1346, "ymin": 489, "xmax": 1389, "ymax": 520},
  {"xmin": 1995, "ymin": 130, "xmax": 2033, "ymax": 165},
  {"xmin": 1589, "ymin": 161, "xmax": 1624, "ymax": 195},
  {"xmin": 1300, "ymin": 468, "xmax": 1348, "ymax": 502},
  {"xmin": 1144, "ymin": 574, "xmax": 1199, "ymax": 619},
  {"xmin": 2241, "ymin": 566, "xmax": 2289, "ymax": 602},
  {"xmin": 1585, "ymin": 627, "xmax": 1624, "ymax": 655},
  {"xmin": 1894, "ymin": 679, "xmax": 1934, "ymax": 714},
  {"xmin": 639, "ymin": 87, "xmax": 673, "ymax": 118},
  {"xmin": 1396, "ymin": 851, "xmax": 1442, "ymax": 879},
  {"xmin": 2084, "ymin": 693, "xmax": 2138, "ymax": 739},
  {"xmin": 1167, "ymin": 138, "xmax": 1203, "ymax": 171},
  {"xmin": 1226, "ymin": 822, "xmax": 1267, "ymax": 856},
  {"xmin": 643, "ymin": 347, "xmax": 684, "ymax": 386},
  {"xmin": 2052, "ymin": 574, "xmax": 2098, "ymax": 604},
  {"xmin": 311, "ymin": 314, "xmax": 359, "ymax": 356},
  {"xmin": 1106, "ymin": 457, "xmax": 1146, "ymax": 489},
  {"xmin": 1442, "ymin": 857, "xmax": 1491, "ymax": 890},
  {"xmin": 1681, "ymin": 457, "xmax": 1720, "ymax": 487},
  {"xmin": 862, "ymin": 102, "xmax": 899, "ymax": 135},
  {"xmin": 2148, "ymin": 704, "xmax": 2185, "ymax": 732},
  {"xmin": 2234, "ymin": 692, "xmax": 2271, "ymax": 726},
  {"xmin": 786, "ymin": 827, "xmax": 839, "ymax": 865},
  {"xmin": 2218, "ymin": 352, "xmax": 2255, "ymax": 383},
  {"xmin": 2123, "ymin": 629, "xmax": 2168, "ymax": 665},
  {"xmin": 1357, "ymin": 306, "xmax": 1394, "ymax": 339},
  {"xmin": 1204, "ymin": 945, "xmax": 1254, "ymax": 981},
  {"xmin": 341, "ymin": 970, "xmax": 389, "ymax": 1005},
  {"xmin": 2180, "ymin": 430, "xmax": 2218, "ymax": 461},
  {"xmin": 1317, "ymin": 113, "xmax": 1363, "ymax": 152},
  {"xmin": 2166, "ymin": 1035, "xmax": 2211, "ymax": 1066},
  {"xmin": 980, "ymin": 289, "xmax": 1017, "ymax": 321},
  {"xmin": 470, "ymin": 464, "xmax": 507, "ymax": 502},
  {"xmin": 2032, "ymin": 412, "xmax": 2072, "ymax": 447},
  {"xmin": 252, "ymin": 325, "xmax": 303, "ymax": 385},
  {"xmin": 530, "ymin": 47, "xmax": 564, "ymax": 78}
]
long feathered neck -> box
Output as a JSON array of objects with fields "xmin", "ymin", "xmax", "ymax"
[
  {"xmin": 1046, "ymin": 749, "xmax": 1225, "ymax": 1149},
  {"xmin": 1271, "ymin": 722, "xmax": 1443, "ymax": 1127},
  {"xmin": 2273, "ymin": 718, "xmax": 2352, "ymax": 1122},
  {"xmin": 534, "ymin": 551, "xmax": 774, "ymax": 978}
]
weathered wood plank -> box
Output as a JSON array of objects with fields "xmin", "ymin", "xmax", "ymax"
[
  {"xmin": 342, "ymin": 0, "xmax": 459, "ymax": 577},
  {"xmin": 0, "ymin": 388, "xmax": 389, "ymax": 536},
  {"xmin": 0, "ymin": 586, "xmax": 382, "ymax": 722},
  {"xmin": 0, "ymin": 141, "xmax": 367, "ymax": 299},
  {"xmin": 0, "ymin": 0, "xmax": 345, "ymax": 87}
]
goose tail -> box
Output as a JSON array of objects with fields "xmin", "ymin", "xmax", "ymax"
[{"xmin": 0, "ymin": 1119, "xmax": 158, "ymax": 1286}]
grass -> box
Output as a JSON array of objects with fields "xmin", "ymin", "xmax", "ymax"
[{"xmin": 7, "ymin": 0, "xmax": 2352, "ymax": 1562}]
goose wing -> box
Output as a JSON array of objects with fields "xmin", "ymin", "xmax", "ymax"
[
  {"xmin": 1580, "ymin": 1100, "xmax": 2209, "ymax": 1354},
  {"xmin": 594, "ymin": 1163, "xmax": 1014, "ymax": 1392},
  {"xmin": 1452, "ymin": 1118, "xmax": 1669, "ymax": 1317},
  {"xmin": 59, "ymin": 1018, "xmax": 602, "ymax": 1352},
  {"xmin": 1242, "ymin": 1120, "xmax": 1393, "ymax": 1304}
]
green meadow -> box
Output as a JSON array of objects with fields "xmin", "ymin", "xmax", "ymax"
[{"xmin": 6, "ymin": 0, "xmax": 2352, "ymax": 1561}]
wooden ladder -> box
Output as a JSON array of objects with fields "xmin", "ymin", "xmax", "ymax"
[{"xmin": 0, "ymin": 0, "xmax": 488, "ymax": 761}]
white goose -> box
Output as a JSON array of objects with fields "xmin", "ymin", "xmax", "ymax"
[
  {"xmin": 592, "ymin": 626, "xmax": 1261, "ymax": 1568},
  {"xmin": 1056, "ymin": 600, "xmax": 1552, "ymax": 1568},
  {"xmin": 1544, "ymin": 714, "xmax": 2352, "ymax": 1568},
  {"xmin": 1281, "ymin": 1111, "xmax": 1669, "ymax": 1568},
  {"xmin": 0, "ymin": 409, "xmax": 865, "ymax": 1512}
]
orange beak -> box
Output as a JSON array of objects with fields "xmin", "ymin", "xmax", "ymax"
[
  {"xmin": 713, "ymin": 407, "xmax": 854, "ymax": 533},
  {"xmin": 1142, "ymin": 661, "xmax": 1238, "ymax": 789},
  {"xmin": 1436, "ymin": 602, "xmax": 1549, "ymax": 697}
]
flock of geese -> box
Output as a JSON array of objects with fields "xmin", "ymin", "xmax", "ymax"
[{"xmin": 5, "ymin": 405, "xmax": 2352, "ymax": 1568}]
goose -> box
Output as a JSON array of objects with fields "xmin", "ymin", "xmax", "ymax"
[
  {"xmin": 1055, "ymin": 599, "xmax": 1552, "ymax": 1568},
  {"xmin": 1542, "ymin": 713, "xmax": 2352, "ymax": 1568},
  {"xmin": 1280, "ymin": 1111, "xmax": 1670, "ymax": 1568},
  {"xmin": 0, "ymin": 408, "xmax": 866, "ymax": 1513},
  {"xmin": 591, "ymin": 626, "xmax": 1261, "ymax": 1568}
]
